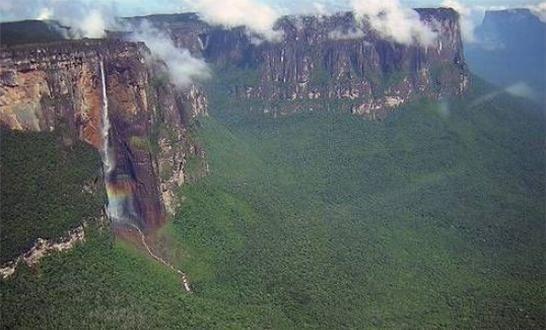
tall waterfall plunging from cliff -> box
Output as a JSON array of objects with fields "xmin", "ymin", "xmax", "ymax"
[
  {"xmin": 100, "ymin": 60, "xmax": 113, "ymax": 175},
  {"xmin": 100, "ymin": 60, "xmax": 125, "ymax": 222}
]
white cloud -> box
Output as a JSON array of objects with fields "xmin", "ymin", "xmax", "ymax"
[
  {"xmin": 527, "ymin": 2, "xmax": 546, "ymax": 22},
  {"xmin": 0, "ymin": 1, "xmax": 208, "ymax": 88},
  {"xmin": 36, "ymin": 7, "xmax": 52, "ymax": 20},
  {"xmin": 328, "ymin": 27, "xmax": 365, "ymax": 40},
  {"xmin": 189, "ymin": 0, "xmax": 283, "ymax": 42},
  {"xmin": 293, "ymin": 1, "xmax": 338, "ymax": 16},
  {"xmin": 78, "ymin": 9, "xmax": 108, "ymax": 38},
  {"xmin": 131, "ymin": 22, "xmax": 210, "ymax": 89},
  {"xmin": 32, "ymin": 1, "xmax": 115, "ymax": 38},
  {"xmin": 505, "ymin": 81, "xmax": 536, "ymax": 99},
  {"xmin": 442, "ymin": 0, "xmax": 477, "ymax": 42},
  {"xmin": 312, "ymin": 2, "xmax": 328, "ymax": 16},
  {"xmin": 470, "ymin": 81, "xmax": 537, "ymax": 107},
  {"xmin": 349, "ymin": 0, "xmax": 437, "ymax": 46}
]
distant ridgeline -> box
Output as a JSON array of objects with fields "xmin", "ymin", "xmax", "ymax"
[
  {"xmin": 1, "ymin": 9, "xmax": 545, "ymax": 329},
  {"xmin": 2, "ymin": 8, "xmax": 469, "ymax": 121},
  {"xmin": 0, "ymin": 20, "xmax": 68, "ymax": 45},
  {"xmin": 0, "ymin": 7, "xmax": 468, "ymax": 236},
  {"xmin": 465, "ymin": 9, "xmax": 546, "ymax": 101},
  {"xmin": 123, "ymin": 8, "xmax": 469, "ymax": 118}
]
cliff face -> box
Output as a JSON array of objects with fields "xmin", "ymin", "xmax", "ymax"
[
  {"xmin": 0, "ymin": 40, "xmax": 207, "ymax": 231},
  {"xmin": 250, "ymin": 9, "xmax": 467, "ymax": 116},
  {"xmin": 0, "ymin": 8, "xmax": 467, "ymax": 229},
  {"xmin": 136, "ymin": 8, "xmax": 468, "ymax": 117}
]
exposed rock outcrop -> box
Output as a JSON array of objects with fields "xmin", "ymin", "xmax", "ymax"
[
  {"xmin": 0, "ymin": 40, "xmax": 208, "ymax": 231},
  {"xmin": 0, "ymin": 224, "xmax": 86, "ymax": 279},
  {"xmin": 0, "ymin": 7, "xmax": 467, "ymax": 231},
  {"xmin": 131, "ymin": 8, "xmax": 469, "ymax": 118}
]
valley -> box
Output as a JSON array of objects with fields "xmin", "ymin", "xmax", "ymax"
[
  {"xmin": 1, "ymin": 79, "xmax": 543, "ymax": 328},
  {"xmin": 0, "ymin": 3, "xmax": 544, "ymax": 329}
]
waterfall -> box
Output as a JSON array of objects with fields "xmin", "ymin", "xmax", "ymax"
[
  {"xmin": 100, "ymin": 60, "xmax": 124, "ymax": 222},
  {"xmin": 100, "ymin": 60, "xmax": 114, "ymax": 175},
  {"xmin": 99, "ymin": 61, "xmax": 141, "ymax": 227}
]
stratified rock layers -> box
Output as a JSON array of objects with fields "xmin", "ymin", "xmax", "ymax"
[
  {"xmin": 0, "ymin": 40, "xmax": 207, "ymax": 230},
  {"xmin": 141, "ymin": 8, "xmax": 468, "ymax": 117},
  {"xmin": 0, "ymin": 8, "xmax": 468, "ymax": 228}
]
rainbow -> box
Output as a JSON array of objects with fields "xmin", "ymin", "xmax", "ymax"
[
  {"xmin": 100, "ymin": 60, "xmax": 137, "ymax": 226},
  {"xmin": 105, "ymin": 177, "xmax": 136, "ymax": 224}
]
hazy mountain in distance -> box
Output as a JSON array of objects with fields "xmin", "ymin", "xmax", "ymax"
[
  {"xmin": 0, "ymin": 20, "xmax": 68, "ymax": 45},
  {"xmin": 465, "ymin": 9, "xmax": 545, "ymax": 103}
]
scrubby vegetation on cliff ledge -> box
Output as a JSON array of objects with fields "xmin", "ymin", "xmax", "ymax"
[
  {"xmin": 1, "ymin": 79, "xmax": 543, "ymax": 328},
  {"xmin": 0, "ymin": 129, "xmax": 105, "ymax": 263}
]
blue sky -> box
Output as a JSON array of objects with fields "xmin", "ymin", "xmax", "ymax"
[
  {"xmin": 1, "ymin": 0, "xmax": 544, "ymax": 22},
  {"xmin": 114, "ymin": 0, "xmax": 544, "ymax": 16}
]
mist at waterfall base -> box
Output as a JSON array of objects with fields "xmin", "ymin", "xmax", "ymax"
[{"xmin": 99, "ymin": 60, "xmax": 139, "ymax": 227}]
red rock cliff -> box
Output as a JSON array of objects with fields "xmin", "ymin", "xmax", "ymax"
[{"xmin": 0, "ymin": 39, "xmax": 207, "ymax": 231}]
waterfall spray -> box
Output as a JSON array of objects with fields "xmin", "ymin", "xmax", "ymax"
[
  {"xmin": 100, "ymin": 60, "xmax": 114, "ymax": 175},
  {"xmin": 100, "ymin": 60, "xmax": 123, "ymax": 222},
  {"xmin": 99, "ymin": 62, "xmax": 191, "ymax": 291},
  {"xmin": 99, "ymin": 60, "xmax": 139, "ymax": 225}
]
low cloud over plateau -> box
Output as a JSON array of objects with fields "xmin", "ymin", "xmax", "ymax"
[
  {"xmin": 349, "ymin": 0, "xmax": 437, "ymax": 46},
  {"xmin": 188, "ymin": 0, "xmax": 283, "ymax": 42},
  {"xmin": 130, "ymin": 22, "xmax": 210, "ymax": 89},
  {"xmin": 0, "ymin": 0, "xmax": 114, "ymax": 38}
]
